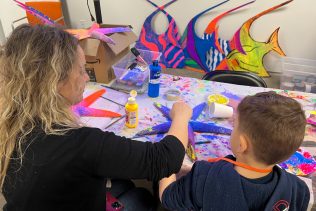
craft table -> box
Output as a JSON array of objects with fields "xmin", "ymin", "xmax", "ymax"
[{"xmin": 81, "ymin": 74, "xmax": 316, "ymax": 210}]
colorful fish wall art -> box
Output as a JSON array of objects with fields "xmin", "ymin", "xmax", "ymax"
[
  {"xmin": 216, "ymin": 0, "xmax": 293, "ymax": 77},
  {"xmin": 136, "ymin": 0, "xmax": 292, "ymax": 77},
  {"xmin": 135, "ymin": 0, "xmax": 185, "ymax": 68},
  {"xmin": 203, "ymin": 1, "xmax": 256, "ymax": 71},
  {"xmin": 181, "ymin": 0, "xmax": 231, "ymax": 72}
]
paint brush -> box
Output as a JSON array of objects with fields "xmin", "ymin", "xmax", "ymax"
[
  {"xmin": 104, "ymin": 115, "xmax": 126, "ymax": 130},
  {"xmin": 100, "ymin": 96, "xmax": 125, "ymax": 107},
  {"xmin": 100, "ymin": 84, "xmax": 130, "ymax": 94},
  {"xmin": 195, "ymin": 141, "xmax": 212, "ymax": 145}
]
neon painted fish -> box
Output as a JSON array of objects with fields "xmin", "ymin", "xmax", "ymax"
[
  {"xmin": 135, "ymin": 0, "xmax": 185, "ymax": 68},
  {"xmin": 216, "ymin": 0, "xmax": 293, "ymax": 77},
  {"xmin": 203, "ymin": 1, "xmax": 255, "ymax": 70},
  {"xmin": 180, "ymin": 0, "xmax": 229, "ymax": 72}
]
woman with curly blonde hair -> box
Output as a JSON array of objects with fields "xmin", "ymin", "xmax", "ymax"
[{"xmin": 0, "ymin": 24, "xmax": 192, "ymax": 210}]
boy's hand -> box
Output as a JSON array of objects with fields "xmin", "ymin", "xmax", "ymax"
[{"xmin": 169, "ymin": 101, "xmax": 192, "ymax": 122}]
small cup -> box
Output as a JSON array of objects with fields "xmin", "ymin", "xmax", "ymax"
[
  {"xmin": 280, "ymin": 82, "xmax": 294, "ymax": 90},
  {"xmin": 209, "ymin": 102, "xmax": 233, "ymax": 118}
]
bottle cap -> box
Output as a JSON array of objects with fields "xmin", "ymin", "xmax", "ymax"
[
  {"xmin": 152, "ymin": 60, "xmax": 159, "ymax": 66},
  {"xmin": 130, "ymin": 47, "xmax": 140, "ymax": 57},
  {"xmin": 130, "ymin": 90, "xmax": 137, "ymax": 98},
  {"xmin": 207, "ymin": 94, "xmax": 229, "ymax": 105},
  {"xmin": 128, "ymin": 97, "xmax": 136, "ymax": 104}
]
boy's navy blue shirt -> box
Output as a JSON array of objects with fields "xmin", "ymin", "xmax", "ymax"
[{"xmin": 162, "ymin": 155, "xmax": 310, "ymax": 211}]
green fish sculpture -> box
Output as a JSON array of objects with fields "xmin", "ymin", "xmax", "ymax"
[{"xmin": 216, "ymin": 0, "xmax": 293, "ymax": 77}]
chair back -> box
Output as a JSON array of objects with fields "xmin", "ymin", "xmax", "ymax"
[{"xmin": 202, "ymin": 71, "xmax": 267, "ymax": 87}]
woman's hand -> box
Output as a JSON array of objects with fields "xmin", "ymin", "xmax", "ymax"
[{"xmin": 169, "ymin": 101, "xmax": 192, "ymax": 123}]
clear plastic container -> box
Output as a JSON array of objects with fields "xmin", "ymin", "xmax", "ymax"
[
  {"xmin": 280, "ymin": 57, "xmax": 316, "ymax": 93},
  {"xmin": 112, "ymin": 49, "xmax": 161, "ymax": 87}
]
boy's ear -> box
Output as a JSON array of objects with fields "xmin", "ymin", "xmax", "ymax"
[{"xmin": 238, "ymin": 134, "xmax": 249, "ymax": 153}]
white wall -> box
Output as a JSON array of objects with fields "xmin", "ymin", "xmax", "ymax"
[
  {"xmin": 64, "ymin": 0, "xmax": 316, "ymax": 73},
  {"xmin": 1, "ymin": 0, "xmax": 316, "ymax": 72},
  {"xmin": 0, "ymin": 0, "xmax": 26, "ymax": 38}
]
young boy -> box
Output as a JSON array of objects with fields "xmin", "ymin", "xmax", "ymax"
[{"xmin": 159, "ymin": 91, "xmax": 310, "ymax": 210}]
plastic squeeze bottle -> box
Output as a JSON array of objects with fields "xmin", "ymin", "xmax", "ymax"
[{"xmin": 125, "ymin": 90, "xmax": 138, "ymax": 128}]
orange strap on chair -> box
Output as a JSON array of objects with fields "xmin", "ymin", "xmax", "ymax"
[{"xmin": 208, "ymin": 157, "xmax": 273, "ymax": 173}]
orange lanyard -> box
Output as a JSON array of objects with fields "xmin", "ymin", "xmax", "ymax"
[{"xmin": 208, "ymin": 157, "xmax": 273, "ymax": 173}]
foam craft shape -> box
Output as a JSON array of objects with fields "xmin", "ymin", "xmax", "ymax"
[
  {"xmin": 66, "ymin": 23, "xmax": 122, "ymax": 45},
  {"xmin": 71, "ymin": 89, "xmax": 121, "ymax": 118},
  {"xmin": 66, "ymin": 23, "xmax": 132, "ymax": 45},
  {"xmin": 14, "ymin": 1, "xmax": 124, "ymax": 45},
  {"xmin": 134, "ymin": 102, "xmax": 231, "ymax": 160},
  {"xmin": 216, "ymin": 0, "xmax": 293, "ymax": 77},
  {"xmin": 135, "ymin": 0, "xmax": 185, "ymax": 68}
]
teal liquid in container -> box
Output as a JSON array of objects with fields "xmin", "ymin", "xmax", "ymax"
[{"xmin": 148, "ymin": 60, "xmax": 161, "ymax": 98}]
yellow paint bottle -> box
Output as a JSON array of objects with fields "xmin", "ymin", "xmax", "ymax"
[{"xmin": 125, "ymin": 90, "xmax": 138, "ymax": 128}]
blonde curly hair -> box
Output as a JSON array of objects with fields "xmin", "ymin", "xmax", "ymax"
[{"xmin": 0, "ymin": 24, "xmax": 81, "ymax": 188}]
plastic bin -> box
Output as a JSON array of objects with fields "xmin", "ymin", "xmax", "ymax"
[
  {"xmin": 280, "ymin": 57, "xmax": 316, "ymax": 93},
  {"xmin": 112, "ymin": 49, "xmax": 161, "ymax": 88}
]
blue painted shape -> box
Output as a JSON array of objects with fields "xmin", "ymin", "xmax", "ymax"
[
  {"xmin": 190, "ymin": 121, "xmax": 232, "ymax": 135},
  {"xmin": 192, "ymin": 102, "xmax": 207, "ymax": 120},
  {"xmin": 134, "ymin": 121, "xmax": 172, "ymax": 137},
  {"xmin": 154, "ymin": 102, "xmax": 171, "ymax": 120}
]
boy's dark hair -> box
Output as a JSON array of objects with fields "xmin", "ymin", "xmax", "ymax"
[{"xmin": 237, "ymin": 91, "xmax": 306, "ymax": 165}]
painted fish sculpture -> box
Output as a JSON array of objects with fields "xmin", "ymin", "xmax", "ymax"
[
  {"xmin": 216, "ymin": 0, "xmax": 293, "ymax": 77},
  {"xmin": 72, "ymin": 89, "xmax": 122, "ymax": 118},
  {"xmin": 135, "ymin": 0, "xmax": 185, "ymax": 68},
  {"xmin": 203, "ymin": 1, "xmax": 255, "ymax": 71},
  {"xmin": 180, "ymin": 0, "xmax": 229, "ymax": 72},
  {"xmin": 134, "ymin": 102, "xmax": 232, "ymax": 160}
]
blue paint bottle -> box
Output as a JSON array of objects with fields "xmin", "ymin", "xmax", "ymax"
[{"xmin": 148, "ymin": 60, "xmax": 161, "ymax": 98}]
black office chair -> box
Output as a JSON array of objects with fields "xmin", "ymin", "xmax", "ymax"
[{"xmin": 202, "ymin": 71, "xmax": 267, "ymax": 88}]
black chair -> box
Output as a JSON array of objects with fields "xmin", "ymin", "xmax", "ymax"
[{"xmin": 202, "ymin": 71, "xmax": 267, "ymax": 88}]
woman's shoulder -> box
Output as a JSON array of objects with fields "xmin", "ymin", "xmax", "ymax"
[{"xmin": 67, "ymin": 126, "xmax": 112, "ymax": 139}]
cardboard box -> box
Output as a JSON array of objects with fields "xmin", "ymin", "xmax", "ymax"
[{"xmin": 79, "ymin": 24, "xmax": 138, "ymax": 84}]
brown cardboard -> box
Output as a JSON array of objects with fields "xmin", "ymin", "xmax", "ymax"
[{"xmin": 79, "ymin": 24, "xmax": 138, "ymax": 84}]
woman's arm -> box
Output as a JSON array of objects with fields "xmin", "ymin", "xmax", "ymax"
[{"xmin": 80, "ymin": 102, "xmax": 192, "ymax": 181}]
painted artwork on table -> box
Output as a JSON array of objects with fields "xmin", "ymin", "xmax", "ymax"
[
  {"xmin": 216, "ymin": 0, "xmax": 293, "ymax": 77},
  {"xmin": 279, "ymin": 149, "xmax": 316, "ymax": 176},
  {"xmin": 307, "ymin": 114, "xmax": 316, "ymax": 126},
  {"xmin": 134, "ymin": 102, "xmax": 232, "ymax": 161},
  {"xmin": 135, "ymin": 0, "xmax": 185, "ymax": 68},
  {"xmin": 72, "ymin": 89, "xmax": 121, "ymax": 118}
]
